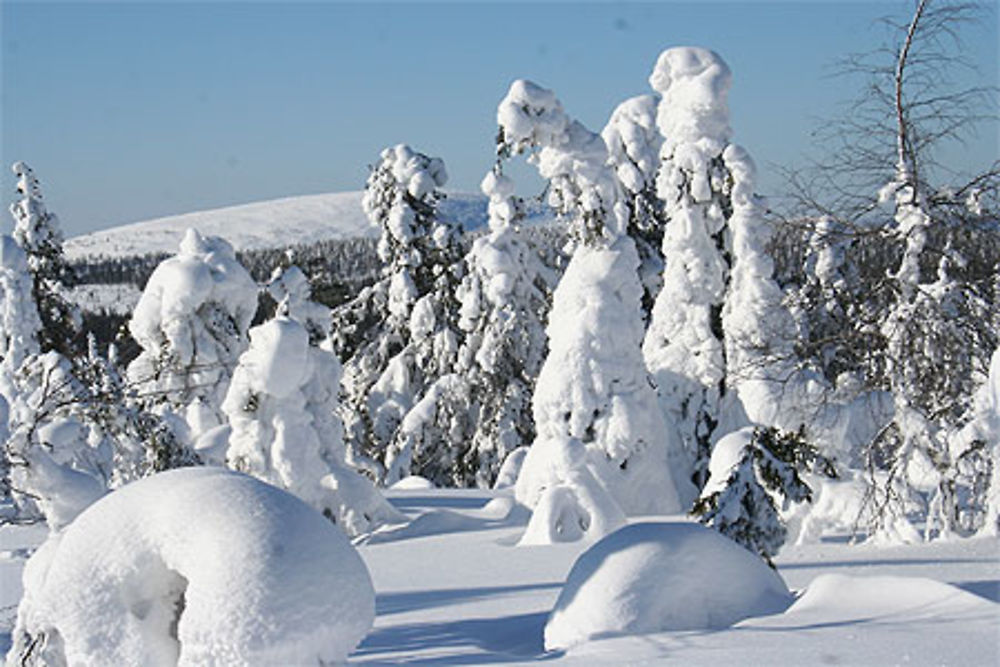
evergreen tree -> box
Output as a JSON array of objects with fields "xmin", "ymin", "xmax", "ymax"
[
  {"xmin": 223, "ymin": 310, "xmax": 402, "ymax": 536},
  {"xmin": 126, "ymin": 229, "xmax": 259, "ymax": 447},
  {"xmin": 693, "ymin": 426, "xmax": 836, "ymax": 566},
  {"xmin": 601, "ymin": 93, "xmax": 665, "ymax": 322},
  {"xmin": 642, "ymin": 48, "xmax": 796, "ymax": 496},
  {"xmin": 642, "ymin": 49, "xmax": 736, "ymax": 493},
  {"xmin": 8, "ymin": 162, "xmax": 80, "ymax": 358},
  {"xmin": 389, "ymin": 163, "xmax": 551, "ymax": 487},
  {"xmin": 334, "ymin": 145, "xmax": 460, "ymax": 483},
  {"xmin": 498, "ymin": 79, "xmax": 686, "ymax": 533}
]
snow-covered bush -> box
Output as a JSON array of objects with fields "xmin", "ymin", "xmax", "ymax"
[
  {"xmin": 692, "ymin": 426, "xmax": 836, "ymax": 565},
  {"xmin": 499, "ymin": 79, "xmax": 685, "ymax": 533},
  {"xmin": 127, "ymin": 228, "xmax": 258, "ymax": 443},
  {"xmin": 4, "ymin": 352, "xmax": 109, "ymax": 528},
  {"xmin": 544, "ymin": 521, "xmax": 792, "ymax": 650},
  {"xmin": 223, "ymin": 313, "xmax": 402, "ymax": 536},
  {"xmin": 8, "ymin": 467, "xmax": 375, "ymax": 666}
]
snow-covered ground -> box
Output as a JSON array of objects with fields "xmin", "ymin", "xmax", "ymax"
[
  {"xmin": 3, "ymin": 486, "xmax": 997, "ymax": 665},
  {"xmin": 64, "ymin": 191, "xmax": 491, "ymax": 260}
]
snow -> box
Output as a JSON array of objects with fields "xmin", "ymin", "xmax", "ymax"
[
  {"xmin": 63, "ymin": 191, "xmax": 496, "ymax": 260},
  {"xmin": 544, "ymin": 521, "xmax": 792, "ymax": 650},
  {"xmin": 6, "ymin": 467, "xmax": 374, "ymax": 666},
  {"xmin": 522, "ymin": 240, "xmax": 685, "ymax": 520},
  {"xmin": 2, "ymin": 486, "xmax": 998, "ymax": 664}
]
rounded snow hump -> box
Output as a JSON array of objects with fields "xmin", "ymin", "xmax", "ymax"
[{"xmin": 544, "ymin": 521, "xmax": 792, "ymax": 651}]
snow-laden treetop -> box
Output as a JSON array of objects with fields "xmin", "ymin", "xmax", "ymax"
[
  {"xmin": 649, "ymin": 47, "xmax": 732, "ymax": 151},
  {"xmin": 602, "ymin": 94, "xmax": 662, "ymax": 196},
  {"xmin": 129, "ymin": 228, "xmax": 258, "ymax": 366},
  {"xmin": 497, "ymin": 79, "xmax": 627, "ymax": 245},
  {"xmin": 9, "ymin": 161, "xmax": 64, "ymax": 258}
]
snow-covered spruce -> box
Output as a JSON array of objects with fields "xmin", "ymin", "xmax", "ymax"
[
  {"xmin": 692, "ymin": 426, "xmax": 835, "ymax": 565},
  {"xmin": 395, "ymin": 164, "xmax": 551, "ymax": 488},
  {"xmin": 601, "ymin": 93, "xmax": 665, "ymax": 321},
  {"xmin": 8, "ymin": 162, "xmax": 80, "ymax": 359},
  {"xmin": 0, "ymin": 236, "xmax": 41, "ymax": 402},
  {"xmin": 642, "ymin": 47, "xmax": 795, "ymax": 495},
  {"xmin": 544, "ymin": 521, "xmax": 792, "ymax": 650},
  {"xmin": 499, "ymin": 79, "xmax": 685, "ymax": 538},
  {"xmin": 335, "ymin": 145, "xmax": 464, "ymax": 484},
  {"xmin": 222, "ymin": 312, "xmax": 402, "ymax": 537},
  {"xmin": 265, "ymin": 262, "xmax": 331, "ymax": 344},
  {"xmin": 127, "ymin": 228, "xmax": 258, "ymax": 446},
  {"xmin": 8, "ymin": 467, "xmax": 375, "ymax": 666}
]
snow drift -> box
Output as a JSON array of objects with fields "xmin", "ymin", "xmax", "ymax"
[
  {"xmin": 7, "ymin": 467, "xmax": 375, "ymax": 666},
  {"xmin": 544, "ymin": 521, "xmax": 792, "ymax": 650}
]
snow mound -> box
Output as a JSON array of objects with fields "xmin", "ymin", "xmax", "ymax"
[
  {"xmin": 390, "ymin": 475, "xmax": 436, "ymax": 490},
  {"xmin": 8, "ymin": 467, "xmax": 375, "ymax": 666},
  {"xmin": 787, "ymin": 573, "xmax": 998, "ymax": 623},
  {"xmin": 544, "ymin": 521, "xmax": 792, "ymax": 650}
]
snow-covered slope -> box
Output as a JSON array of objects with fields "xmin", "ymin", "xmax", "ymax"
[{"xmin": 64, "ymin": 191, "xmax": 490, "ymax": 260}]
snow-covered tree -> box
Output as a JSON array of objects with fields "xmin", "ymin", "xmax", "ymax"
[
  {"xmin": 858, "ymin": 0, "xmax": 998, "ymax": 542},
  {"xmin": 8, "ymin": 162, "xmax": 80, "ymax": 358},
  {"xmin": 335, "ymin": 145, "xmax": 463, "ymax": 484},
  {"xmin": 388, "ymin": 163, "xmax": 552, "ymax": 488},
  {"xmin": 266, "ymin": 262, "xmax": 331, "ymax": 345},
  {"xmin": 642, "ymin": 47, "xmax": 795, "ymax": 493},
  {"xmin": 0, "ymin": 236, "xmax": 41, "ymax": 385},
  {"xmin": 601, "ymin": 93, "xmax": 665, "ymax": 321},
  {"xmin": 693, "ymin": 426, "xmax": 835, "ymax": 566},
  {"xmin": 223, "ymin": 312, "xmax": 402, "ymax": 536},
  {"xmin": 3, "ymin": 352, "xmax": 109, "ymax": 529},
  {"xmin": 127, "ymin": 228, "xmax": 258, "ymax": 446},
  {"xmin": 499, "ymin": 79, "xmax": 685, "ymax": 537},
  {"xmin": 642, "ymin": 48, "xmax": 736, "ymax": 492}
]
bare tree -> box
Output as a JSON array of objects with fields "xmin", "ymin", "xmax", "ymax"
[{"xmin": 781, "ymin": 1, "xmax": 998, "ymax": 540}]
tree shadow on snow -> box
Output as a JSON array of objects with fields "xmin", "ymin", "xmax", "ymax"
[
  {"xmin": 353, "ymin": 611, "xmax": 563, "ymax": 664},
  {"xmin": 376, "ymin": 582, "xmax": 563, "ymax": 616},
  {"xmin": 954, "ymin": 580, "xmax": 1000, "ymax": 603},
  {"xmin": 779, "ymin": 556, "xmax": 992, "ymax": 570}
]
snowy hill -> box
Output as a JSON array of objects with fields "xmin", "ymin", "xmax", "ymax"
[{"xmin": 64, "ymin": 191, "xmax": 491, "ymax": 260}]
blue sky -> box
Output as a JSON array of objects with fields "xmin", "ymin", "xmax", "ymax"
[{"xmin": 2, "ymin": 1, "xmax": 997, "ymax": 237}]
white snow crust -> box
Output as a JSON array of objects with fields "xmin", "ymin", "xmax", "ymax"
[
  {"xmin": 8, "ymin": 467, "xmax": 374, "ymax": 666},
  {"xmin": 544, "ymin": 521, "xmax": 792, "ymax": 650}
]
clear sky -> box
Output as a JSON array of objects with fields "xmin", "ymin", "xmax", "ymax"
[{"xmin": 2, "ymin": 1, "xmax": 997, "ymax": 238}]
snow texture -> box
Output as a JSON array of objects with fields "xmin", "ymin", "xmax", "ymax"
[
  {"xmin": 544, "ymin": 521, "xmax": 792, "ymax": 650},
  {"xmin": 7, "ymin": 467, "xmax": 375, "ymax": 666}
]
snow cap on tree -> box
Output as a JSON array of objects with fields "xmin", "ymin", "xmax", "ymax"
[
  {"xmin": 497, "ymin": 79, "xmax": 628, "ymax": 245},
  {"xmin": 601, "ymin": 94, "xmax": 662, "ymax": 196},
  {"xmin": 648, "ymin": 47, "xmax": 732, "ymax": 150}
]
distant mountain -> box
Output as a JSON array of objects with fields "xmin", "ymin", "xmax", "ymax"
[{"xmin": 64, "ymin": 191, "xmax": 491, "ymax": 260}]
